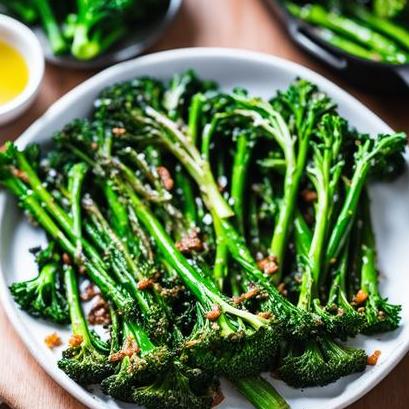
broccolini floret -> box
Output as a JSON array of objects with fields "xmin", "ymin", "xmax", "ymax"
[{"xmin": 10, "ymin": 243, "xmax": 68, "ymax": 324}]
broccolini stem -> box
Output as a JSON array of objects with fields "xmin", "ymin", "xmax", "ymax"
[
  {"xmin": 71, "ymin": 22, "xmax": 125, "ymax": 60},
  {"xmin": 64, "ymin": 264, "xmax": 91, "ymax": 344},
  {"xmin": 231, "ymin": 132, "xmax": 252, "ymax": 235},
  {"xmin": 83, "ymin": 195, "xmax": 144, "ymax": 281},
  {"xmin": 125, "ymin": 184, "xmax": 217, "ymax": 305},
  {"xmin": 145, "ymin": 106, "xmax": 234, "ymax": 218},
  {"xmin": 249, "ymin": 193, "xmax": 260, "ymax": 250},
  {"xmin": 351, "ymin": 5, "xmax": 409, "ymax": 51},
  {"xmin": 175, "ymin": 169, "xmax": 198, "ymax": 227},
  {"xmin": 327, "ymin": 244, "xmax": 349, "ymax": 303},
  {"xmin": 233, "ymin": 376, "xmax": 289, "ymax": 409},
  {"xmin": 16, "ymin": 149, "xmax": 106, "ymax": 270},
  {"xmin": 112, "ymin": 157, "xmax": 168, "ymax": 203},
  {"xmin": 293, "ymin": 211, "xmax": 315, "ymax": 309},
  {"xmin": 120, "ymin": 148, "xmax": 171, "ymax": 201},
  {"xmin": 68, "ymin": 163, "xmax": 88, "ymax": 259},
  {"xmin": 5, "ymin": 176, "xmax": 133, "ymax": 313},
  {"xmin": 5, "ymin": 177, "xmax": 77, "ymax": 255},
  {"xmin": 35, "ymin": 0, "xmax": 67, "ymax": 54},
  {"xmin": 65, "ymin": 143, "xmax": 96, "ymax": 167},
  {"xmin": 102, "ymin": 180, "xmax": 130, "ymax": 239},
  {"xmin": 213, "ymin": 215, "xmax": 229, "ymax": 291},
  {"xmin": 125, "ymin": 184, "xmax": 267, "ymax": 330},
  {"xmin": 319, "ymin": 29, "xmax": 384, "ymax": 62},
  {"xmin": 187, "ymin": 93, "xmax": 205, "ymax": 145},
  {"xmin": 214, "ymin": 213, "xmax": 308, "ymax": 331},
  {"xmin": 307, "ymin": 121, "xmax": 344, "ymax": 284},
  {"xmin": 270, "ymin": 134, "xmax": 309, "ymax": 278},
  {"xmin": 294, "ymin": 211, "xmax": 312, "ymax": 259},
  {"xmin": 16, "ymin": 149, "xmax": 72, "ymax": 234},
  {"xmin": 360, "ymin": 200, "xmax": 379, "ymax": 298},
  {"xmin": 324, "ymin": 159, "xmax": 369, "ymax": 275},
  {"xmin": 124, "ymin": 321, "xmax": 156, "ymax": 355}
]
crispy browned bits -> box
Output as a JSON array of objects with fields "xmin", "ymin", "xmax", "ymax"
[
  {"xmin": 157, "ymin": 283, "xmax": 185, "ymax": 298},
  {"xmin": 367, "ymin": 350, "xmax": 381, "ymax": 366},
  {"xmin": 258, "ymin": 311, "xmax": 273, "ymax": 320},
  {"xmin": 233, "ymin": 287, "xmax": 260, "ymax": 304},
  {"xmin": 137, "ymin": 278, "xmax": 155, "ymax": 290},
  {"xmin": 78, "ymin": 265, "xmax": 87, "ymax": 275},
  {"xmin": 211, "ymin": 388, "xmax": 225, "ymax": 407},
  {"xmin": 277, "ymin": 282, "xmax": 288, "ymax": 297},
  {"xmin": 205, "ymin": 305, "xmax": 222, "ymax": 321},
  {"xmin": 112, "ymin": 127, "xmax": 126, "ymax": 136},
  {"xmin": 257, "ymin": 255, "xmax": 279, "ymax": 275},
  {"xmin": 184, "ymin": 339, "xmax": 200, "ymax": 349},
  {"xmin": 88, "ymin": 296, "xmax": 111, "ymax": 325},
  {"xmin": 329, "ymin": 257, "xmax": 338, "ymax": 266},
  {"xmin": 62, "ymin": 253, "xmax": 72, "ymax": 265},
  {"xmin": 301, "ymin": 189, "xmax": 318, "ymax": 203},
  {"xmin": 80, "ymin": 283, "xmax": 99, "ymax": 301},
  {"xmin": 44, "ymin": 332, "xmax": 62, "ymax": 349},
  {"xmin": 109, "ymin": 336, "xmax": 140, "ymax": 362},
  {"xmin": 157, "ymin": 166, "xmax": 174, "ymax": 191},
  {"xmin": 10, "ymin": 167, "xmax": 29, "ymax": 183},
  {"xmin": 353, "ymin": 289, "xmax": 369, "ymax": 306},
  {"xmin": 68, "ymin": 334, "xmax": 84, "ymax": 348},
  {"xmin": 175, "ymin": 229, "xmax": 204, "ymax": 253}
]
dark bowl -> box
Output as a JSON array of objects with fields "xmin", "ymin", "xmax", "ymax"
[
  {"xmin": 264, "ymin": 0, "xmax": 409, "ymax": 93},
  {"xmin": 33, "ymin": 0, "xmax": 182, "ymax": 70}
]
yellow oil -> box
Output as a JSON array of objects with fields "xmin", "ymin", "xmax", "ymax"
[{"xmin": 0, "ymin": 40, "xmax": 29, "ymax": 105}]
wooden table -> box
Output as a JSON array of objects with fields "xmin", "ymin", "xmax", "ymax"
[{"xmin": 0, "ymin": 0, "xmax": 408, "ymax": 408}]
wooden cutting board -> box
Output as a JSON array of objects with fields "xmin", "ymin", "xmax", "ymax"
[{"xmin": 0, "ymin": 0, "xmax": 408, "ymax": 408}]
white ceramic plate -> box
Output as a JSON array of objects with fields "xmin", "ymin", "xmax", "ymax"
[{"xmin": 0, "ymin": 48, "xmax": 408, "ymax": 409}]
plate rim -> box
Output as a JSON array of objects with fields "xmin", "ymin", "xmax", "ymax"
[{"xmin": 0, "ymin": 47, "xmax": 406, "ymax": 409}]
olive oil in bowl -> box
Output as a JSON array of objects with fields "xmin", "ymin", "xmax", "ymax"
[{"xmin": 0, "ymin": 40, "xmax": 29, "ymax": 105}]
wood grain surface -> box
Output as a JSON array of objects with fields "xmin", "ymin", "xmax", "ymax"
[{"xmin": 0, "ymin": 0, "xmax": 408, "ymax": 408}]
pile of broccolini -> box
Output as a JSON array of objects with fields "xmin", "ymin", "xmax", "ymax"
[
  {"xmin": 1, "ymin": 71, "xmax": 406, "ymax": 408},
  {"xmin": 0, "ymin": 0, "xmax": 168, "ymax": 60},
  {"xmin": 285, "ymin": 0, "xmax": 409, "ymax": 63}
]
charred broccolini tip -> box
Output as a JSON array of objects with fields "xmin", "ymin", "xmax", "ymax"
[
  {"xmin": 101, "ymin": 317, "xmax": 172, "ymax": 402},
  {"xmin": 131, "ymin": 360, "xmax": 218, "ymax": 409},
  {"xmin": 278, "ymin": 335, "xmax": 367, "ymax": 388}
]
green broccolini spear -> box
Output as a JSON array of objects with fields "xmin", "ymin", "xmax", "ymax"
[
  {"xmin": 373, "ymin": 0, "xmax": 408, "ymax": 18},
  {"xmin": 318, "ymin": 29, "xmax": 384, "ymax": 61},
  {"xmin": 279, "ymin": 212, "xmax": 367, "ymax": 388},
  {"xmin": 232, "ymin": 79, "xmax": 334, "ymax": 279},
  {"xmin": 351, "ymin": 5, "xmax": 409, "ymax": 51},
  {"xmin": 359, "ymin": 190, "xmax": 401, "ymax": 333},
  {"xmin": 35, "ymin": 0, "xmax": 67, "ymax": 54},
  {"xmin": 0, "ymin": 144, "xmax": 138, "ymax": 318},
  {"xmin": 324, "ymin": 131, "xmax": 407, "ymax": 278}
]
